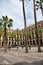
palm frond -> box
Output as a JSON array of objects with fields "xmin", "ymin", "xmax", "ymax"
[{"xmin": 9, "ymin": 19, "xmax": 13, "ymax": 22}]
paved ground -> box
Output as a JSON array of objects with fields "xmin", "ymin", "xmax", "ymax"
[{"xmin": 0, "ymin": 47, "xmax": 43, "ymax": 65}]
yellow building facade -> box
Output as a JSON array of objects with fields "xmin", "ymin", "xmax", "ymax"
[{"xmin": 0, "ymin": 20, "xmax": 43, "ymax": 47}]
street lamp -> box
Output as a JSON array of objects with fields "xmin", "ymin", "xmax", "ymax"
[
  {"xmin": 20, "ymin": 0, "xmax": 28, "ymax": 53},
  {"xmin": 33, "ymin": 0, "xmax": 41, "ymax": 52}
]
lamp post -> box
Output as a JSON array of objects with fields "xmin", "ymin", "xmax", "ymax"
[
  {"xmin": 20, "ymin": 0, "xmax": 28, "ymax": 53},
  {"xmin": 33, "ymin": 0, "xmax": 41, "ymax": 52}
]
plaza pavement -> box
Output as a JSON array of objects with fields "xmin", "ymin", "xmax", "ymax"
[{"xmin": 0, "ymin": 47, "xmax": 43, "ymax": 65}]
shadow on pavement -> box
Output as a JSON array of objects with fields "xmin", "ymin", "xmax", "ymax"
[
  {"xmin": 13, "ymin": 60, "xmax": 43, "ymax": 65},
  {"xmin": 0, "ymin": 60, "xmax": 43, "ymax": 65},
  {"xmin": 13, "ymin": 62, "xmax": 29, "ymax": 65}
]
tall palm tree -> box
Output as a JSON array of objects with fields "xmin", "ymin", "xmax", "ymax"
[
  {"xmin": 36, "ymin": 0, "xmax": 43, "ymax": 16},
  {"xmin": 0, "ymin": 15, "xmax": 13, "ymax": 52},
  {"xmin": 33, "ymin": 0, "xmax": 41, "ymax": 52},
  {"xmin": 20, "ymin": 0, "xmax": 28, "ymax": 53}
]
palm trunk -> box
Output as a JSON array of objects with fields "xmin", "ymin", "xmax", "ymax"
[
  {"xmin": 22, "ymin": 0, "xmax": 28, "ymax": 53},
  {"xmin": 33, "ymin": 0, "xmax": 41, "ymax": 52},
  {"xmin": 4, "ymin": 23, "xmax": 7, "ymax": 52}
]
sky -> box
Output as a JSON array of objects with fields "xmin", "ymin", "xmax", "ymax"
[{"xmin": 0, "ymin": 0, "xmax": 43, "ymax": 30}]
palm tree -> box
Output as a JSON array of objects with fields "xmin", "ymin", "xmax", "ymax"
[
  {"xmin": 20, "ymin": 0, "xmax": 28, "ymax": 53},
  {"xmin": 0, "ymin": 15, "xmax": 13, "ymax": 52},
  {"xmin": 33, "ymin": 0, "xmax": 41, "ymax": 52},
  {"xmin": 36, "ymin": 0, "xmax": 43, "ymax": 16}
]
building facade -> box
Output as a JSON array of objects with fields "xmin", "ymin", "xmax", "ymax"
[
  {"xmin": 0, "ymin": 20, "xmax": 43, "ymax": 47},
  {"xmin": 22, "ymin": 20, "xmax": 43, "ymax": 46}
]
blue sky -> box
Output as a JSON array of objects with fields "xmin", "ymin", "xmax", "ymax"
[{"xmin": 0, "ymin": 0, "xmax": 43, "ymax": 30}]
